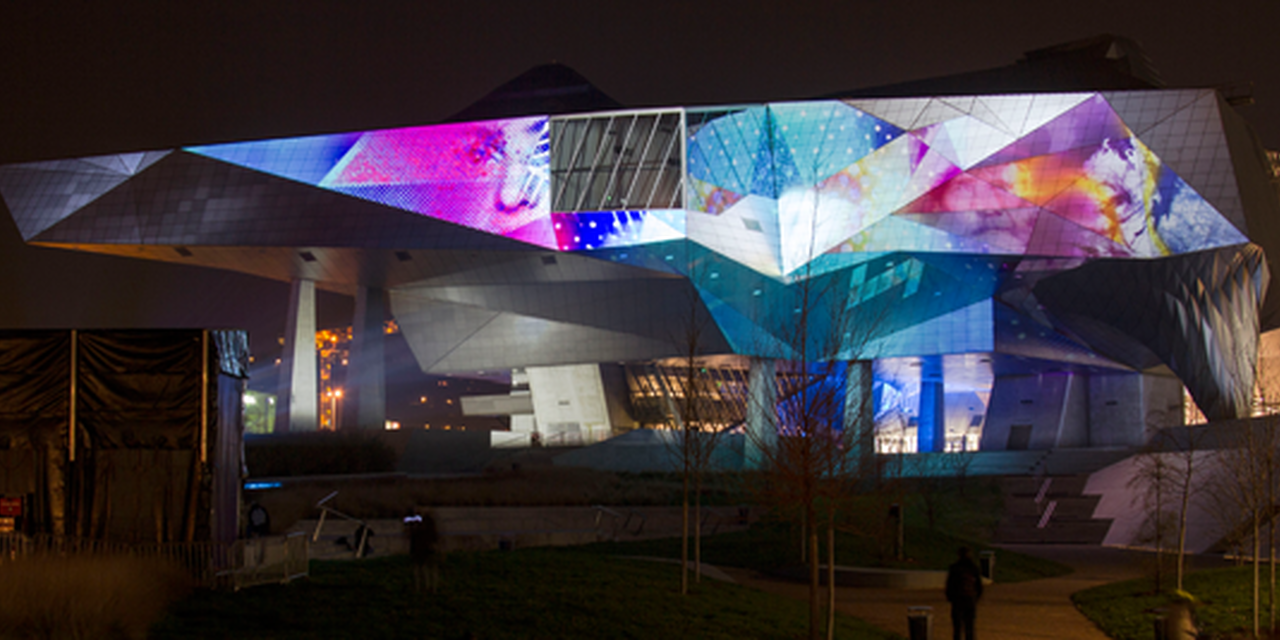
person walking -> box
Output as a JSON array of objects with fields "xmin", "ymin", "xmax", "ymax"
[
  {"xmin": 406, "ymin": 512, "xmax": 442, "ymax": 593},
  {"xmin": 945, "ymin": 546, "xmax": 983, "ymax": 640}
]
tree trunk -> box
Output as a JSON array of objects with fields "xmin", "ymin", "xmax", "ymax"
[
  {"xmin": 1177, "ymin": 456, "xmax": 1192, "ymax": 592},
  {"xmin": 1255, "ymin": 510, "xmax": 1261, "ymax": 638},
  {"xmin": 1154, "ymin": 475, "xmax": 1163, "ymax": 592},
  {"xmin": 809, "ymin": 521, "xmax": 821, "ymax": 640},
  {"xmin": 695, "ymin": 471, "xmax": 702, "ymax": 584},
  {"xmin": 826, "ymin": 516, "xmax": 835, "ymax": 640},
  {"xmin": 800, "ymin": 516, "xmax": 807, "ymax": 564},
  {"xmin": 681, "ymin": 460, "xmax": 689, "ymax": 596}
]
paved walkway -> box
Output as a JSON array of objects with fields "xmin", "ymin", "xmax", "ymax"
[{"xmin": 723, "ymin": 545, "xmax": 1225, "ymax": 639}]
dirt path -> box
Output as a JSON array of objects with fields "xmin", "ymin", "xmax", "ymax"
[{"xmin": 722, "ymin": 545, "xmax": 1201, "ymax": 639}]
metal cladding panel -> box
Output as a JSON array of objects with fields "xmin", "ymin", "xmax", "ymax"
[
  {"xmin": 0, "ymin": 151, "xmax": 171, "ymax": 240},
  {"xmin": 390, "ymin": 293, "xmax": 689, "ymax": 373},
  {"xmin": 29, "ymin": 152, "xmax": 540, "ymax": 252},
  {"xmin": 1034, "ymin": 243, "xmax": 1267, "ymax": 420},
  {"xmin": 0, "ymin": 91, "xmax": 1272, "ymax": 422},
  {"xmin": 389, "ymin": 275, "xmax": 730, "ymax": 372},
  {"xmin": 1218, "ymin": 95, "xmax": 1280, "ymax": 329}
]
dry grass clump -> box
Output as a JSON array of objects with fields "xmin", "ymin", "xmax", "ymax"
[{"xmin": 0, "ymin": 554, "xmax": 192, "ymax": 640}]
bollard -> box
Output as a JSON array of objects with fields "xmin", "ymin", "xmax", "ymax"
[
  {"xmin": 1153, "ymin": 602, "xmax": 1196, "ymax": 639},
  {"xmin": 907, "ymin": 605, "xmax": 933, "ymax": 640},
  {"xmin": 978, "ymin": 550, "xmax": 995, "ymax": 582}
]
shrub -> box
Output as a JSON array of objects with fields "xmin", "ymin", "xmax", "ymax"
[{"xmin": 246, "ymin": 431, "xmax": 397, "ymax": 477}]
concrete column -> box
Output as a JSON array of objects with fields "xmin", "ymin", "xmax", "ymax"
[
  {"xmin": 917, "ymin": 355, "xmax": 945, "ymax": 452},
  {"xmin": 843, "ymin": 360, "xmax": 876, "ymax": 466},
  {"xmin": 745, "ymin": 358, "xmax": 777, "ymax": 469},
  {"xmin": 277, "ymin": 279, "xmax": 317, "ymax": 433},
  {"xmin": 345, "ymin": 286, "xmax": 387, "ymax": 430}
]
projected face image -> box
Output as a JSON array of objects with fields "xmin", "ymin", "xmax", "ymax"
[
  {"xmin": 186, "ymin": 116, "xmax": 555, "ymax": 248},
  {"xmin": 321, "ymin": 118, "xmax": 551, "ymax": 241},
  {"xmin": 1080, "ymin": 136, "xmax": 1162, "ymax": 254}
]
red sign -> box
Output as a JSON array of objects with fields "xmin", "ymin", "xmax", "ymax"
[{"xmin": 0, "ymin": 497, "xmax": 21, "ymax": 517}]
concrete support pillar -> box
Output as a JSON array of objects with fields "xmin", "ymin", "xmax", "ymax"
[
  {"xmin": 843, "ymin": 360, "xmax": 876, "ymax": 466},
  {"xmin": 745, "ymin": 358, "xmax": 777, "ymax": 470},
  {"xmin": 345, "ymin": 286, "xmax": 387, "ymax": 430},
  {"xmin": 277, "ymin": 279, "xmax": 317, "ymax": 433},
  {"xmin": 917, "ymin": 355, "xmax": 945, "ymax": 452}
]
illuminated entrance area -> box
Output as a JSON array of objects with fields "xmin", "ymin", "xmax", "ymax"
[{"xmin": 873, "ymin": 354, "xmax": 992, "ymax": 453}]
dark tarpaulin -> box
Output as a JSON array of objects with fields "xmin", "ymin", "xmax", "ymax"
[
  {"xmin": 0, "ymin": 331, "xmax": 71, "ymax": 535},
  {"xmin": 77, "ymin": 331, "xmax": 203, "ymax": 451},
  {"xmin": 0, "ymin": 329, "xmax": 246, "ymax": 542}
]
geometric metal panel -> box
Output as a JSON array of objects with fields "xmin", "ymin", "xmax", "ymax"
[
  {"xmin": 0, "ymin": 89, "xmax": 1271, "ymax": 410},
  {"xmin": 550, "ymin": 109, "xmax": 684, "ymax": 213},
  {"xmin": 1034, "ymin": 243, "xmax": 1267, "ymax": 420},
  {"xmin": 0, "ymin": 151, "xmax": 170, "ymax": 241}
]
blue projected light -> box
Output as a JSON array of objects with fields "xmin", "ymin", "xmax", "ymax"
[{"xmin": 0, "ymin": 90, "xmax": 1260, "ymax": 425}]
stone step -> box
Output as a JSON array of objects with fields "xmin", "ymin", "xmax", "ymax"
[
  {"xmin": 999, "ymin": 475, "xmax": 1092, "ymax": 497},
  {"xmin": 1003, "ymin": 496, "xmax": 1101, "ymax": 519},
  {"xmin": 994, "ymin": 520, "xmax": 1112, "ymax": 544},
  {"xmin": 994, "ymin": 472, "xmax": 1114, "ymax": 544}
]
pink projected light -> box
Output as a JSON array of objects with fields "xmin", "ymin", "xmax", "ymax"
[
  {"xmin": 323, "ymin": 118, "xmax": 553, "ymax": 247},
  {"xmin": 186, "ymin": 117, "xmax": 555, "ymax": 249}
]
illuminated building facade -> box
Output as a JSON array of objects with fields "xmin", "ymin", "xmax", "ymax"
[{"xmin": 1, "ymin": 87, "xmax": 1275, "ymax": 452}]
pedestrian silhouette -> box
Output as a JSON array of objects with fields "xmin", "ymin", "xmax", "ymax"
[
  {"xmin": 945, "ymin": 546, "xmax": 983, "ymax": 640},
  {"xmin": 406, "ymin": 513, "xmax": 441, "ymax": 593}
]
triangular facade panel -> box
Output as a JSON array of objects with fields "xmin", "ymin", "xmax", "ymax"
[
  {"xmin": 0, "ymin": 164, "xmax": 139, "ymax": 240},
  {"xmin": 1102, "ymin": 89, "xmax": 1208, "ymax": 138},
  {"xmin": 910, "ymin": 98, "xmax": 968, "ymax": 129},
  {"xmin": 32, "ymin": 152, "xmax": 542, "ymax": 252},
  {"xmin": 1135, "ymin": 93, "xmax": 1246, "ymax": 234},
  {"xmin": 841, "ymin": 98, "xmax": 931, "ymax": 130}
]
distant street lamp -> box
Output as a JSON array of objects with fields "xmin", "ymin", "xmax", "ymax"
[{"xmin": 327, "ymin": 388, "xmax": 343, "ymax": 430}]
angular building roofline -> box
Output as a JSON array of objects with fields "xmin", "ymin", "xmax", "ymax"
[
  {"xmin": 446, "ymin": 63, "xmax": 624, "ymax": 123},
  {"xmin": 827, "ymin": 35, "xmax": 1163, "ymax": 101}
]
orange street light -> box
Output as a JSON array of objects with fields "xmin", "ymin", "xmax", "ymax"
[{"xmin": 328, "ymin": 388, "xmax": 343, "ymax": 430}]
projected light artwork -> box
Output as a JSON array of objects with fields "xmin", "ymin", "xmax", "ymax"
[
  {"xmin": 186, "ymin": 117, "xmax": 556, "ymax": 248},
  {"xmin": 680, "ymin": 95, "xmax": 1245, "ymax": 280},
  {"xmin": 0, "ymin": 88, "xmax": 1265, "ymax": 439}
]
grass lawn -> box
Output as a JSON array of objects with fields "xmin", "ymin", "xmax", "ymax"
[
  {"xmin": 179, "ymin": 472, "xmax": 1066, "ymax": 637},
  {"xmin": 1074, "ymin": 565, "xmax": 1280, "ymax": 640},
  {"xmin": 580, "ymin": 522, "xmax": 1070, "ymax": 583},
  {"xmin": 151, "ymin": 549, "xmax": 903, "ymax": 639}
]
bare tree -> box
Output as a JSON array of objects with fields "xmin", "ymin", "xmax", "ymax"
[
  {"xmin": 685, "ymin": 102, "xmax": 894, "ymax": 639},
  {"xmin": 1128, "ymin": 440, "xmax": 1177, "ymax": 591},
  {"xmin": 741, "ymin": 276, "xmax": 886, "ymax": 640},
  {"xmin": 1167, "ymin": 424, "xmax": 1210, "ymax": 593},
  {"xmin": 667, "ymin": 360, "xmax": 736, "ymax": 595},
  {"xmin": 1207, "ymin": 419, "xmax": 1279, "ymax": 637},
  {"xmin": 643, "ymin": 268, "xmax": 740, "ymax": 596},
  {"xmin": 1127, "ymin": 406, "xmax": 1210, "ymax": 596}
]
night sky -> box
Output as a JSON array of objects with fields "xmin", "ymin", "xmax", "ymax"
[
  {"xmin": 2, "ymin": 0, "xmax": 1278, "ymax": 163},
  {"xmin": 0, "ymin": 1, "xmax": 1276, "ymax": 378}
]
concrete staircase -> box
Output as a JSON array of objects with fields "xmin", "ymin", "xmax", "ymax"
[{"xmin": 994, "ymin": 475, "xmax": 1113, "ymax": 544}]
